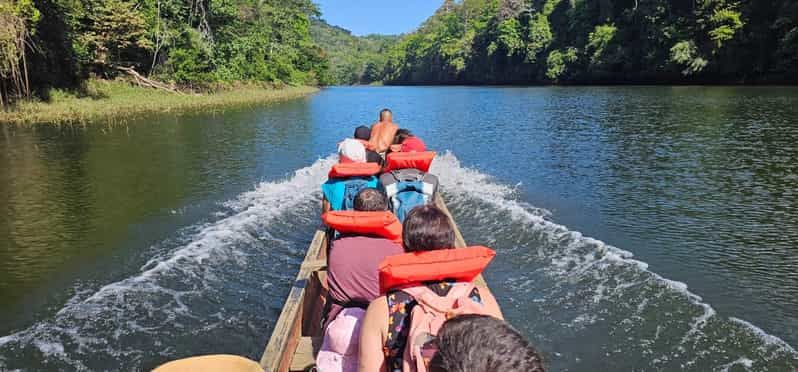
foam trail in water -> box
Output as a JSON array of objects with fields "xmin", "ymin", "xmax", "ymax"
[
  {"xmin": 429, "ymin": 152, "xmax": 798, "ymax": 369},
  {"xmin": 0, "ymin": 156, "xmax": 337, "ymax": 371},
  {"xmin": 730, "ymin": 317, "xmax": 798, "ymax": 355}
]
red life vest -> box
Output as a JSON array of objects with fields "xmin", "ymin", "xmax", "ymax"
[
  {"xmin": 377, "ymin": 246, "xmax": 496, "ymax": 295},
  {"xmin": 383, "ymin": 151, "xmax": 436, "ymax": 173},
  {"xmin": 322, "ymin": 211, "xmax": 403, "ymax": 244},
  {"xmin": 328, "ymin": 163, "xmax": 382, "ymax": 179}
]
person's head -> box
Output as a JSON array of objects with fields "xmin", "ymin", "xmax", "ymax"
[
  {"xmin": 393, "ymin": 129, "xmax": 412, "ymax": 145},
  {"xmin": 338, "ymin": 138, "xmax": 366, "ymax": 163},
  {"xmin": 354, "ymin": 125, "xmax": 371, "ymax": 141},
  {"xmin": 402, "ymin": 205, "xmax": 455, "ymax": 252},
  {"xmin": 353, "ymin": 188, "xmax": 389, "ymax": 212},
  {"xmin": 430, "ymin": 315, "xmax": 546, "ymax": 372},
  {"xmin": 379, "ymin": 109, "xmax": 393, "ymax": 122}
]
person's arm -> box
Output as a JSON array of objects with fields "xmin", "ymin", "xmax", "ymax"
[
  {"xmin": 477, "ymin": 286, "xmax": 504, "ymax": 320},
  {"xmin": 359, "ymin": 296, "xmax": 389, "ymax": 372},
  {"xmin": 363, "ymin": 141, "xmax": 377, "ymax": 151},
  {"xmin": 368, "ymin": 123, "xmax": 380, "ymax": 151},
  {"xmin": 322, "ymin": 195, "xmax": 331, "ymax": 215}
]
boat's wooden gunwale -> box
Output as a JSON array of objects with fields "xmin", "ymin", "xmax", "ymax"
[
  {"xmin": 260, "ymin": 194, "xmax": 488, "ymax": 371},
  {"xmin": 259, "ymin": 230, "xmax": 327, "ymax": 371}
]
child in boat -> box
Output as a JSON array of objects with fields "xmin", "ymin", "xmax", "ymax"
[
  {"xmin": 316, "ymin": 188, "xmax": 404, "ymax": 372},
  {"xmin": 358, "ymin": 205, "xmax": 504, "ymax": 372},
  {"xmin": 430, "ymin": 314, "xmax": 545, "ymax": 372}
]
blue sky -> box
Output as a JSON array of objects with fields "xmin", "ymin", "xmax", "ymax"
[{"xmin": 314, "ymin": 0, "xmax": 443, "ymax": 36}]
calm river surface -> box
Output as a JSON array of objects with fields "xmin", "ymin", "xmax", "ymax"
[{"xmin": 1, "ymin": 86, "xmax": 797, "ymax": 371}]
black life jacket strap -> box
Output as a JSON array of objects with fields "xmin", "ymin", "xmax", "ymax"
[
  {"xmin": 321, "ymin": 293, "xmax": 370, "ymax": 330},
  {"xmin": 331, "ymin": 296, "xmax": 370, "ymax": 309}
]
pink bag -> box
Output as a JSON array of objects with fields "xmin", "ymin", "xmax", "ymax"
[
  {"xmin": 316, "ymin": 308, "xmax": 366, "ymax": 372},
  {"xmin": 401, "ymin": 283, "xmax": 488, "ymax": 372}
]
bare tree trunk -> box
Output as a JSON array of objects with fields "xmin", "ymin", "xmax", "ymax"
[
  {"xmin": 1, "ymin": 78, "xmax": 7, "ymax": 109},
  {"xmin": 150, "ymin": 0, "xmax": 162, "ymax": 73},
  {"xmin": 196, "ymin": 0, "xmax": 213, "ymax": 44},
  {"xmin": 21, "ymin": 37, "xmax": 30, "ymax": 99},
  {"xmin": 1, "ymin": 14, "xmax": 32, "ymax": 103},
  {"xmin": 114, "ymin": 65, "xmax": 184, "ymax": 94}
]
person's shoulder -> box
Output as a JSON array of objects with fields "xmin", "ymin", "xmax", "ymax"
[
  {"xmin": 333, "ymin": 235, "xmax": 394, "ymax": 245},
  {"xmin": 367, "ymin": 294, "xmax": 389, "ymax": 313},
  {"xmin": 377, "ymin": 239, "xmax": 404, "ymax": 255}
]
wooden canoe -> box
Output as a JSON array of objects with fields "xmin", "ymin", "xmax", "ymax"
[{"xmin": 259, "ymin": 194, "xmax": 488, "ymax": 372}]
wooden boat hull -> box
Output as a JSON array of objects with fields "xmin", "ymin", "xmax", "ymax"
[{"xmin": 259, "ymin": 194, "xmax": 487, "ymax": 372}]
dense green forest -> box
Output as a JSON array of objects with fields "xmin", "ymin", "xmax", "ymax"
[
  {"xmin": 365, "ymin": 0, "xmax": 798, "ymax": 84},
  {"xmin": 0, "ymin": 0, "xmax": 330, "ymax": 107},
  {"xmin": 310, "ymin": 20, "xmax": 398, "ymax": 85},
  {"xmin": 3, "ymin": 0, "xmax": 798, "ymax": 107}
]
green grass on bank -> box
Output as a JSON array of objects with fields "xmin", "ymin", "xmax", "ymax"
[{"xmin": 0, "ymin": 80, "xmax": 319, "ymax": 125}]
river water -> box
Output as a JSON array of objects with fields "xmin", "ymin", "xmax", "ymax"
[{"xmin": 0, "ymin": 86, "xmax": 797, "ymax": 371}]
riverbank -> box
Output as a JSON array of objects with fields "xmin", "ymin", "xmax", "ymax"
[{"xmin": 0, "ymin": 80, "xmax": 319, "ymax": 125}]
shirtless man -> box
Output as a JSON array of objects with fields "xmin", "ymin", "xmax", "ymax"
[{"xmin": 368, "ymin": 109, "xmax": 399, "ymax": 154}]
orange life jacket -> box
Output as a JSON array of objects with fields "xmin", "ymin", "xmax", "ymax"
[
  {"xmin": 321, "ymin": 211, "xmax": 403, "ymax": 244},
  {"xmin": 328, "ymin": 162, "xmax": 382, "ymax": 179},
  {"xmin": 377, "ymin": 246, "xmax": 496, "ymax": 295},
  {"xmin": 383, "ymin": 151, "xmax": 436, "ymax": 173}
]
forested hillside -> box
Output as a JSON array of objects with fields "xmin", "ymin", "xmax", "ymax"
[
  {"xmin": 310, "ymin": 20, "xmax": 398, "ymax": 85},
  {"xmin": 4, "ymin": 0, "xmax": 797, "ymax": 107},
  {"xmin": 0, "ymin": 0, "xmax": 329, "ymax": 106},
  {"xmin": 374, "ymin": 0, "xmax": 798, "ymax": 84}
]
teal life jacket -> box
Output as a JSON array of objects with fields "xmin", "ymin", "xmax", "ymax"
[{"xmin": 322, "ymin": 176, "xmax": 380, "ymax": 211}]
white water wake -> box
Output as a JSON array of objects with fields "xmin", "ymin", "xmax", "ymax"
[
  {"xmin": 430, "ymin": 152, "xmax": 798, "ymax": 369},
  {"xmin": 1, "ymin": 153, "xmax": 795, "ymax": 371},
  {"xmin": 0, "ymin": 156, "xmax": 337, "ymax": 371}
]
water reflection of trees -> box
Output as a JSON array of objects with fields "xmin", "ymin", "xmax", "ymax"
[{"xmin": 0, "ymin": 104, "xmax": 314, "ymax": 326}]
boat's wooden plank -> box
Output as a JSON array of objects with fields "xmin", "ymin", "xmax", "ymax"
[
  {"xmin": 260, "ymin": 230, "xmax": 326, "ymax": 372},
  {"xmin": 434, "ymin": 194, "xmax": 467, "ymax": 248},
  {"xmin": 262, "ymin": 193, "xmax": 492, "ymax": 371},
  {"xmin": 301, "ymin": 271, "xmax": 328, "ymax": 338},
  {"xmin": 289, "ymin": 337, "xmax": 323, "ymax": 372},
  {"xmin": 300, "ymin": 259, "xmax": 327, "ymax": 271},
  {"xmin": 435, "ymin": 194, "xmax": 488, "ymax": 287}
]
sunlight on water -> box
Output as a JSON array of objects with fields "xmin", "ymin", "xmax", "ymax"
[
  {"xmin": 2, "ymin": 86, "xmax": 798, "ymax": 371},
  {"xmin": 0, "ymin": 152, "xmax": 795, "ymax": 370},
  {"xmin": 432, "ymin": 152, "xmax": 798, "ymax": 371}
]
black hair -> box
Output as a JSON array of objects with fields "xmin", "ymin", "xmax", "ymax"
[
  {"xmin": 379, "ymin": 108, "xmax": 393, "ymax": 121},
  {"xmin": 354, "ymin": 188, "xmax": 389, "ymax": 212},
  {"xmin": 402, "ymin": 205, "xmax": 455, "ymax": 252},
  {"xmin": 354, "ymin": 125, "xmax": 371, "ymax": 140},
  {"xmin": 430, "ymin": 315, "xmax": 546, "ymax": 372},
  {"xmin": 393, "ymin": 128, "xmax": 413, "ymax": 145}
]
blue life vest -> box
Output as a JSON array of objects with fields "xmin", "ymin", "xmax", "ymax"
[{"xmin": 322, "ymin": 176, "xmax": 379, "ymax": 211}]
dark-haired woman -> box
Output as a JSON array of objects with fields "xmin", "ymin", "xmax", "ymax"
[
  {"xmin": 358, "ymin": 205, "xmax": 503, "ymax": 372},
  {"xmin": 431, "ymin": 314, "xmax": 546, "ymax": 372}
]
